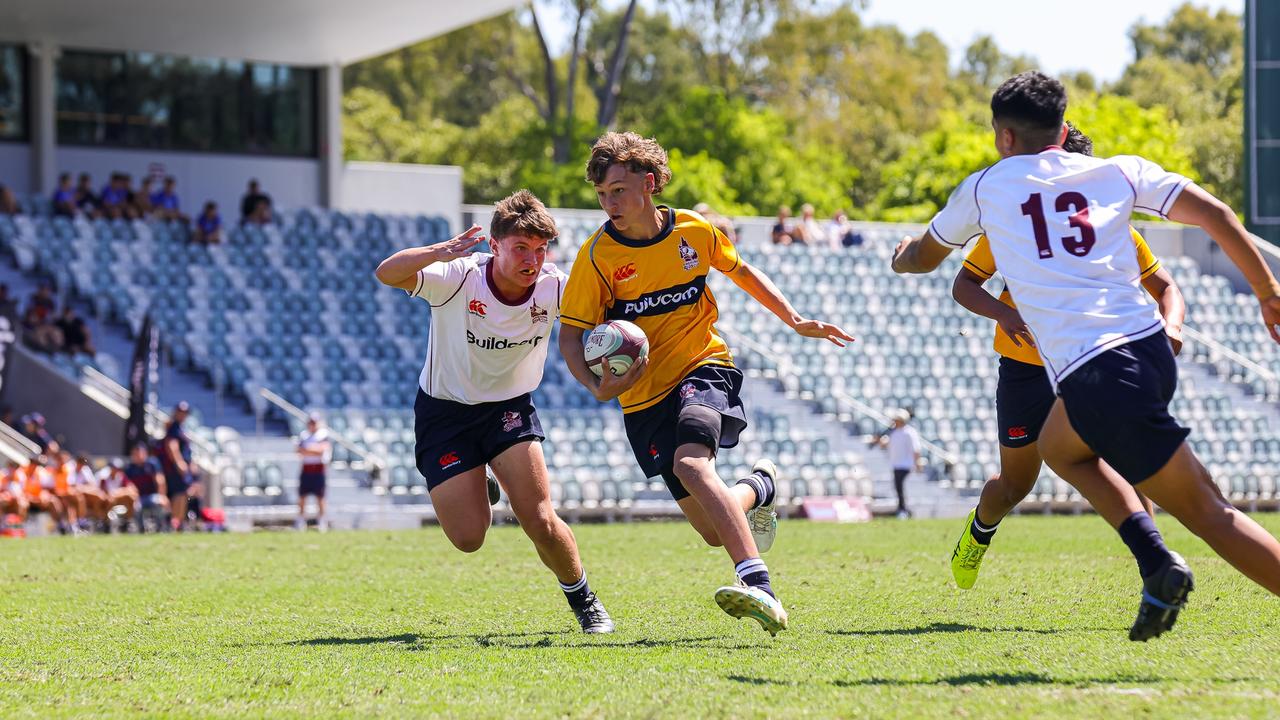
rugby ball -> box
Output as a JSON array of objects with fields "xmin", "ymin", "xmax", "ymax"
[{"xmin": 585, "ymin": 320, "xmax": 649, "ymax": 377}]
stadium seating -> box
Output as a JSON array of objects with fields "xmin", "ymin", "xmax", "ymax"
[{"xmin": 2, "ymin": 206, "xmax": 1277, "ymax": 514}]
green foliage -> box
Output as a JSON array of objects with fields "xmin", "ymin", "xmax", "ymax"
[
  {"xmin": 342, "ymin": 2, "xmax": 1243, "ymax": 218},
  {"xmin": 871, "ymin": 108, "xmax": 998, "ymax": 222},
  {"xmin": 1067, "ymin": 94, "xmax": 1198, "ymax": 179}
]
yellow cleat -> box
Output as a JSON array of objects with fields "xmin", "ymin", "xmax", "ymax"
[{"xmin": 950, "ymin": 509, "xmax": 989, "ymax": 590}]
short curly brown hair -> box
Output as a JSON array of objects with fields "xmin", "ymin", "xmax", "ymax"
[
  {"xmin": 490, "ymin": 189, "xmax": 557, "ymax": 241},
  {"xmin": 586, "ymin": 131, "xmax": 672, "ymax": 195}
]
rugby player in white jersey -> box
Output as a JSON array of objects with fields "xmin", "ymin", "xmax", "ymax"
[
  {"xmin": 893, "ymin": 71, "xmax": 1280, "ymax": 641},
  {"xmin": 375, "ymin": 190, "xmax": 613, "ymax": 634}
]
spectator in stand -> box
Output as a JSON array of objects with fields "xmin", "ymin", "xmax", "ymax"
[
  {"xmin": 150, "ymin": 176, "xmax": 187, "ymax": 223},
  {"xmin": 99, "ymin": 173, "xmax": 130, "ymax": 220},
  {"xmin": 772, "ymin": 205, "xmax": 797, "ymax": 245},
  {"xmin": 51, "ymin": 173, "xmax": 78, "ymax": 218},
  {"xmin": 193, "ymin": 202, "xmax": 223, "ymax": 244},
  {"xmin": 24, "ymin": 454, "xmax": 72, "ymax": 533},
  {"xmin": 98, "ymin": 459, "xmax": 138, "ymax": 527},
  {"xmin": 240, "ymin": 179, "xmax": 272, "ymax": 225},
  {"xmin": 20, "ymin": 414, "xmax": 58, "ymax": 455},
  {"xmin": 1, "ymin": 460, "xmax": 29, "ymax": 524},
  {"xmin": 123, "ymin": 444, "xmax": 168, "ymax": 531},
  {"xmin": 793, "ymin": 204, "xmax": 827, "ymax": 247},
  {"xmin": 22, "ymin": 286, "xmax": 63, "ymax": 354},
  {"xmin": 51, "ymin": 449, "xmax": 87, "ymax": 531},
  {"xmin": 71, "ymin": 453, "xmax": 108, "ymax": 529},
  {"xmin": 295, "ymin": 412, "xmax": 332, "ymax": 531},
  {"xmin": 74, "ymin": 173, "xmax": 99, "ymax": 216},
  {"xmin": 826, "ymin": 209, "xmax": 864, "ymax": 248},
  {"xmin": 55, "ymin": 306, "xmax": 94, "ymax": 356},
  {"xmin": 0, "ymin": 285, "xmax": 17, "ymax": 319},
  {"xmin": 0, "ymin": 184, "xmax": 17, "ymax": 216},
  {"xmin": 694, "ymin": 203, "xmax": 738, "ymax": 243},
  {"xmin": 133, "ymin": 177, "xmax": 156, "ymax": 218},
  {"xmin": 0, "ymin": 184, "xmax": 16, "ymax": 216},
  {"xmin": 160, "ymin": 401, "xmax": 196, "ymax": 530}
]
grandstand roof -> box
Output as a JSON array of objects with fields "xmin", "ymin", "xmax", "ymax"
[{"xmin": 0, "ymin": 0, "xmax": 525, "ymax": 65}]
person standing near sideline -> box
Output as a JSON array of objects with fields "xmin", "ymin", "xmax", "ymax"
[
  {"xmin": 877, "ymin": 409, "xmax": 921, "ymax": 518},
  {"xmin": 295, "ymin": 413, "xmax": 332, "ymax": 531}
]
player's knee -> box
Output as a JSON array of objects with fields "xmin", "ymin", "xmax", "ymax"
[
  {"xmin": 446, "ymin": 527, "xmax": 487, "ymax": 553},
  {"xmin": 672, "ymin": 455, "xmax": 712, "ymax": 485}
]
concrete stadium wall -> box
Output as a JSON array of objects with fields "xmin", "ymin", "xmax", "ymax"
[
  {"xmin": 57, "ymin": 146, "xmax": 321, "ymax": 222},
  {"xmin": 0, "ymin": 346, "xmax": 127, "ymax": 456},
  {"xmin": 0, "ymin": 143, "xmax": 31, "ymax": 193},
  {"xmin": 340, "ymin": 162, "xmax": 463, "ymax": 231}
]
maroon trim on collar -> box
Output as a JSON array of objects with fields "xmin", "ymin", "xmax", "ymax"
[
  {"xmin": 1039, "ymin": 145, "xmax": 1064, "ymax": 153},
  {"xmin": 485, "ymin": 261, "xmax": 536, "ymax": 306}
]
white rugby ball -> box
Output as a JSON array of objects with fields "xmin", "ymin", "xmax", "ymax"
[{"xmin": 585, "ymin": 320, "xmax": 649, "ymax": 377}]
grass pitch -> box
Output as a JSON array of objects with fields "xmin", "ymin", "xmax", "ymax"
[{"xmin": 2, "ymin": 515, "xmax": 1278, "ymax": 718}]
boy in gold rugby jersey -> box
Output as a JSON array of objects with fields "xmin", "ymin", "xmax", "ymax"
[
  {"xmin": 948, "ymin": 125, "xmax": 1187, "ymax": 591},
  {"xmin": 558, "ymin": 132, "xmax": 852, "ymax": 635}
]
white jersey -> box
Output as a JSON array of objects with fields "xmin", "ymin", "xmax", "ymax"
[
  {"xmin": 887, "ymin": 426, "xmax": 920, "ymax": 470},
  {"xmin": 298, "ymin": 429, "xmax": 332, "ymax": 465},
  {"xmin": 930, "ymin": 149, "xmax": 1191, "ymax": 386},
  {"xmin": 409, "ymin": 253, "xmax": 565, "ymax": 404}
]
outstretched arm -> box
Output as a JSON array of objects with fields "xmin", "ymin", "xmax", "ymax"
[
  {"xmin": 374, "ymin": 226, "xmax": 484, "ymax": 291},
  {"xmin": 1166, "ymin": 184, "xmax": 1280, "ymax": 343},
  {"xmin": 726, "ymin": 262, "xmax": 854, "ymax": 346},
  {"xmin": 891, "ymin": 230, "xmax": 955, "ymax": 274}
]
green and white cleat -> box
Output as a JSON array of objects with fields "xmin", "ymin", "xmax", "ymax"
[
  {"xmin": 950, "ymin": 509, "xmax": 989, "ymax": 590},
  {"xmin": 715, "ymin": 584, "xmax": 789, "ymax": 637},
  {"xmin": 745, "ymin": 459, "xmax": 779, "ymax": 553}
]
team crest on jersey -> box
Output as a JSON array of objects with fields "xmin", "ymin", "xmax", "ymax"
[
  {"xmin": 501, "ymin": 411, "xmax": 523, "ymax": 432},
  {"xmin": 679, "ymin": 382, "xmax": 697, "ymax": 400},
  {"xmin": 530, "ymin": 300, "xmax": 549, "ymax": 324},
  {"xmin": 468, "ymin": 299, "xmax": 487, "ymax": 318},
  {"xmin": 678, "ymin": 237, "xmax": 699, "ymax": 270}
]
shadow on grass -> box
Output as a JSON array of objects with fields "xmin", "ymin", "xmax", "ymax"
[
  {"xmin": 729, "ymin": 672, "xmax": 1163, "ymax": 688},
  {"xmin": 290, "ymin": 632, "xmax": 754, "ymax": 651},
  {"xmin": 826, "ymin": 622, "xmax": 1112, "ymax": 637}
]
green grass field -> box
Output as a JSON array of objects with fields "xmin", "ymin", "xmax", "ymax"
[{"xmin": 2, "ymin": 515, "xmax": 1279, "ymax": 718}]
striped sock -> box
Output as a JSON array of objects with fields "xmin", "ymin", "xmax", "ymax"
[
  {"xmin": 736, "ymin": 470, "xmax": 774, "ymax": 509},
  {"xmin": 559, "ymin": 570, "xmax": 592, "ymax": 609},
  {"xmin": 971, "ymin": 511, "xmax": 999, "ymax": 545},
  {"xmin": 735, "ymin": 557, "xmax": 774, "ymax": 598}
]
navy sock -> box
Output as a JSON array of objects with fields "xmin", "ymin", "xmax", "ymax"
[
  {"xmin": 560, "ymin": 571, "xmax": 592, "ymax": 609},
  {"xmin": 736, "ymin": 469, "xmax": 775, "ymax": 509},
  {"xmin": 970, "ymin": 510, "xmax": 1000, "ymax": 545},
  {"xmin": 1117, "ymin": 512, "xmax": 1172, "ymax": 578},
  {"xmin": 735, "ymin": 558, "xmax": 774, "ymax": 598}
]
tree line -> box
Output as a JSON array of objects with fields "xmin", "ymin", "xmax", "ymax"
[{"xmin": 343, "ymin": 1, "xmax": 1242, "ymax": 220}]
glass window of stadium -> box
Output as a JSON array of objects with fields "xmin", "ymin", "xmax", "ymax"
[
  {"xmin": 0, "ymin": 45, "xmax": 25, "ymax": 141},
  {"xmin": 56, "ymin": 50, "xmax": 316, "ymax": 157}
]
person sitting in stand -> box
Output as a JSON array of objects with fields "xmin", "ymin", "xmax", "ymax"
[
  {"xmin": 193, "ymin": 202, "xmax": 222, "ymax": 245},
  {"xmin": 52, "ymin": 174, "xmax": 78, "ymax": 218}
]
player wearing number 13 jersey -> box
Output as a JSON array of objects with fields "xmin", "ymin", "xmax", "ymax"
[
  {"xmin": 893, "ymin": 71, "xmax": 1280, "ymax": 641},
  {"xmin": 946, "ymin": 123, "xmax": 1187, "ymax": 592}
]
